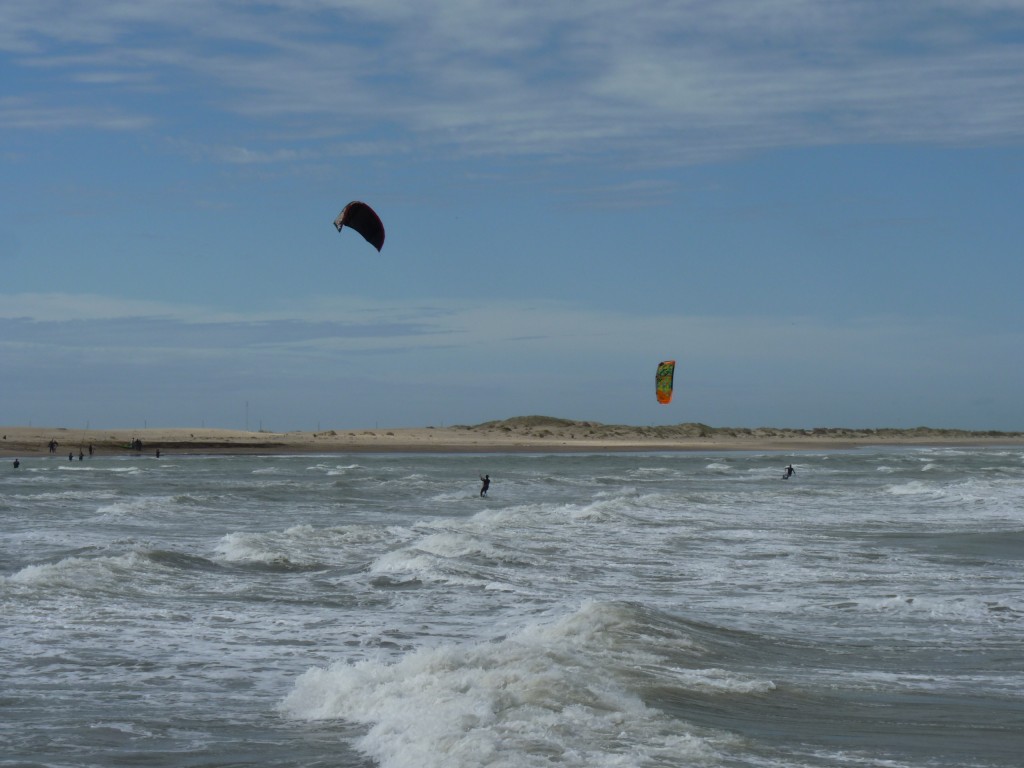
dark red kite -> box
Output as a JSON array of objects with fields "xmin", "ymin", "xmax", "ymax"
[{"xmin": 333, "ymin": 201, "xmax": 385, "ymax": 252}]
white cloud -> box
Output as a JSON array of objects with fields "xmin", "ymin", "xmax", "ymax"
[
  {"xmin": 3, "ymin": 1, "xmax": 1022, "ymax": 158},
  {"xmin": 1, "ymin": 291, "xmax": 1009, "ymax": 378},
  {"xmin": 0, "ymin": 97, "xmax": 153, "ymax": 131}
]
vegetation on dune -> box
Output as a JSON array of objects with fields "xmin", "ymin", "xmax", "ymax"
[{"xmin": 455, "ymin": 417, "xmax": 1024, "ymax": 439}]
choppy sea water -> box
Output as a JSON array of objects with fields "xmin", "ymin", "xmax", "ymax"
[{"xmin": 2, "ymin": 447, "xmax": 1022, "ymax": 767}]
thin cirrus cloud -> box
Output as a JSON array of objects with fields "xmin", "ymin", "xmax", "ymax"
[{"xmin": 3, "ymin": 1, "xmax": 1022, "ymax": 160}]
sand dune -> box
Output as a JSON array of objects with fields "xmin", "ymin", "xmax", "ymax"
[{"xmin": 2, "ymin": 416, "xmax": 1023, "ymax": 458}]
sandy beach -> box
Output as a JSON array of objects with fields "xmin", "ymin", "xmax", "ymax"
[{"xmin": 2, "ymin": 416, "xmax": 1023, "ymax": 458}]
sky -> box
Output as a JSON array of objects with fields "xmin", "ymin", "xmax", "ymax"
[{"xmin": 3, "ymin": 0, "xmax": 1023, "ymax": 432}]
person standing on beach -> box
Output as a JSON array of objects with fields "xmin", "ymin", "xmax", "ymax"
[{"xmin": 479, "ymin": 474, "xmax": 490, "ymax": 497}]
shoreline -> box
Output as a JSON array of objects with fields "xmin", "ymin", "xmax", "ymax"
[{"xmin": 3, "ymin": 418, "xmax": 1024, "ymax": 457}]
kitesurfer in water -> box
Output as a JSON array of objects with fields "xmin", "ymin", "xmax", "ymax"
[
  {"xmin": 783, "ymin": 464, "xmax": 795, "ymax": 480},
  {"xmin": 479, "ymin": 474, "xmax": 490, "ymax": 497}
]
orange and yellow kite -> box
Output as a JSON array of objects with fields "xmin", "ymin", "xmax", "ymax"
[{"xmin": 655, "ymin": 360, "xmax": 675, "ymax": 404}]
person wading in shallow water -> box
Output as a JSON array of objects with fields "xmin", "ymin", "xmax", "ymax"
[
  {"xmin": 479, "ymin": 474, "xmax": 490, "ymax": 497},
  {"xmin": 783, "ymin": 464, "xmax": 795, "ymax": 480}
]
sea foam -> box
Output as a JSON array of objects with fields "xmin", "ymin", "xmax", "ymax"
[{"xmin": 282, "ymin": 601, "xmax": 724, "ymax": 768}]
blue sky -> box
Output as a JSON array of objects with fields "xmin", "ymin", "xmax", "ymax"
[{"xmin": 3, "ymin": 1, "xmax": 1023, "ymax": 431}]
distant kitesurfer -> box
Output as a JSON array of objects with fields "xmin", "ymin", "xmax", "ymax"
[
  {"xmin": 13, "ymin": 458, "xmax": 20, "ymax": 468},
  {"xmin": 479, "ymin": 474, "xmax": 490, "ymax": 497},
  {"xmin": 783, "ymin": 464, "xmax": 795, "ymax": 480}
]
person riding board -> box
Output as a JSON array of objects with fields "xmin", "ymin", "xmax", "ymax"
[{"xmin": 479, "ymin": 474, "xmax": 490, "ymax": 497}]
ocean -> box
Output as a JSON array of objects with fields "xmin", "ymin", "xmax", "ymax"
[{"xmin": 2, "ymin": 446, "xmax": 1022, "ymax": 767}]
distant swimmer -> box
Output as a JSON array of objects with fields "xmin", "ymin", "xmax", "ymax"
[
  {"xmin": 783, "ymin": 464, "xmax": 795, "ymax": 480},
  {"xmin": 479, "ymin": 474, "xmax": 490, "ymax": 497}
]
